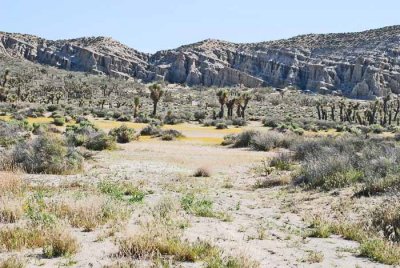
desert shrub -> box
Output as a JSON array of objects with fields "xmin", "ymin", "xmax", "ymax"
[
  {"xmin": 0, "ymin": 120, "xmax": 32, "ymax": 148},
  {"xmin": 371, "ymin": 200, "xmax": 400, "ymax": 242},
  {"xmin": 370, "ymin": 124, "xmax": 384, "ymax": 134},
  {"xmin": 194, "ymin": 111, "xmax": 207, "ymax": 121},
  {"xmin": 134, "ymin": 113, "xmax": 151, "ymax": 123},
  {"xmin": 140, "ymin": 124, "xmax": 162, "ymax": 136},
  {"xmin": 0, "ymin": 197, "xmax": 23, "ymax": 223},
  {"xmin": 66, "ymin": 121, "xmax": 99, "ymax": 146},
  {"xmin": 160, "ymin": 129, "xmax": 184, "ymax": 140},
  {"xmin": 163, "ymin": 111, "xmax": 184, "ymax": 125},
  {"xmin": 221, "ymin": 134, "xmax": 236, "ymax": 146},
  {"xmin": 231, "ymin": 117, "xmax": 247, "ymax": 126},
  {"xmin": 7, "ymin": 134, "xmax": 83, "ymax": 174},
  {"xmin": 0, "ymin": 172, "xmax": 25, "ymax": 196},
  {"xmin": 250, "ymin": 131, "xmax": 294, "ymax": 151},
  {"xmin": 263, "ymin": 117, "xmax": 280, "ymax": 128},
  {"xmin": 49, "ymin": 195, "xmax": 130, "ymax": 231},
  {"xmin": 215, "ymin": 122, "xmax": 228, "ymax": 129},
  {"xmin": 52, "ymin": 117, "xmax": 65, "ymax": 126},
  {"xmin": 293, "ymin": 136, "xmax": 400, "ymax": 191},
  {"xmin": 193, "ymin": 167, "xmax": 211, "ymax": 177},
  {"xmin": 117, "ymin": 114, "xmax": 131, "ymax": 122},
  {"xmin": 0, "ymin": 256, "xmax": 26, "ymax": 268},
  {"xmin": 47, "ymin": 104, "xmax": 60, "ymax": 112},
  {"xmin": 109, "ymin": 125, "xmax": 137, "ymax": 143},
  {"xmin": 270, "ymin": 153, "xmax": 293, "ymax": 171},
  {"xmin": 231, "ymin": 130, "xmax": 259, "ymax": 148},
  {"xmin": 85, "ymin": 133, "xmax": 116, "ymax": 151},
  {"xmin": 32, "ymin": 123, "xmax": 48, "ymax": 135},
  {"xmin": 42, "ymin": 228, "xmax": 79, "ymax": 258}
]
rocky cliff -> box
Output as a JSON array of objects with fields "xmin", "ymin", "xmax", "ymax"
[{"xmin": 2, "ymin": 26, "xmax": 400, "ymax": 97}]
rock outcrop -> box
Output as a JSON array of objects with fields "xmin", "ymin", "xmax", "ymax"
[{"xmin": 2, "ymin": 26, "xmax": 400, "ymax": 97}]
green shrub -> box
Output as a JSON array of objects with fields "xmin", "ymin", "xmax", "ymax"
[
  {"xmin": 109, "ymin": 125, "xmax": 137, "ymax": 143},
  {"xmin": 52, "ymin": 117, "xmax": 65, "ymax": 126},
  {"xmin": 85, "ymin": 133, "xmax": 116, "ymax": 151},
  {"xmin": 9, "ymin": 134, "xmax": 83, "ymax": 174}
]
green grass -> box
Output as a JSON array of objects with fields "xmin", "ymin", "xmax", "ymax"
[
  {"xmin": 98, "ymin": 180, "xmax": 146, "ymax": 203},
  {"xmin": 305, "ymin": 218, "xmax": 400, "ymax": 265},
  {"xmin": 180, "ymin": 194, "xmax": 231, "ymax": 221}
]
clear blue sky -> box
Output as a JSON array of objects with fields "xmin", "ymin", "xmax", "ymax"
[{"xmin": 1, "ymin": 0, "xmax": 399, "ymax": 53}]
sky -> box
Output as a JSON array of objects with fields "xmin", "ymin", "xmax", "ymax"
[{"xmin": 1, "ymin": 0, "xmax": 399, "ymax": 53}]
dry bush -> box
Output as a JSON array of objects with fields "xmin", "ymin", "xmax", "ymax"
[
  {"xmin": 0, "ymin": 256, "xmax": 26, "ymax": 268},
  {"xmin": 0, "ymin": 197, "xmax": 23, "ymax": 223},
  {"xmin": 43, "ymin": 227, "xmax": 79, "ymax": 258},
  {"xmin": 0, "ymin": 225, "xmax": 45, "ymax": 251},
  {"xmin": 193, "ymin": 167, "xmax": 211, "ymax": 177},
  {"xmin": 371, "ymin": 199, "xmax": 400, "ymax": 242},
  {"xmin": 0, "ymin": 172, "xmax": 24, "ymax": 195},
  {"xmin": 48, "ymin": 195, "xmax": 130, "ymax": 231}
]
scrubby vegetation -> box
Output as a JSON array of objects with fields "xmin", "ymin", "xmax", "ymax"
[{"xmin": 3, "ymin": 58, "xmax": 400, "ymax": 266}]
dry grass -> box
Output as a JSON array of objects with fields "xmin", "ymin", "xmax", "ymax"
[
  {"xmin": 0, "ymin": 256, "xmax": 26, "ymax": 268},
  {"xmin": 0, "ymin": 222, "xmax": 78, "ymax": 257},
  {"xmin": 0, "ymin": 172, "xmax": 25, "ymax": 196},
  {"xmin": 0, "ymin": 225, "xmax": 45, "ymax": 251},
  {"xmin": 48, "ymin": 195, "xmax": 131, "ymax": 232},
  {"xmin": 193, "ymin": 167, "xmax": 212, "ymax": 177},
  {"xmin": 0, "ymin": 197, "xmax": 23, "ymax": 223},
  {"xmin": 42, "ymin": 227, "xmax": 79, "ymax": 258}
]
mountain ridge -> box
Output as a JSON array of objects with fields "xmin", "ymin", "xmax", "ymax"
[{"xmin": 2, "ymin": 25, "xmax": 400, "ymax": 97}]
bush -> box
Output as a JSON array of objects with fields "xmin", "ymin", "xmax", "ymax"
[
  {"xmin": 193, "ymin": 167, "xmax": 211, "ymax": 177},
  {"xmin": 194, "ymin": 111, "xmax": 207, "ymax": 121},
  {"xmin": 215, "ymin": 122, "xmax": 228, "ymax": 129},
  {"xmin": 84, "ymin": 133, "xmax": 116, "ymax": 151},
  {"xmin": 52, "ymin": 117, "xmax": 65, "ymax": 126},
  {"xmin": 109, "ymin": 125, "xmax": 137, "ymax": 143},
  {"xmin": 0, "ymin": 120, "xmax": 30, "ymax": 148},
  {"xmin": 231, "ymin": 130, "xmax": 259, "ymax": 148},
  {"xmin": 8, "ymin": 134, "xmax": 83, "ymax": 174},
  {"xmin": 117, "ymin": 114, "xmax": 131, "ymax": 122},
  {"xmin": 140, "ymin": 124, "xmax": 162, "ymax": 136},
  {"xmin": 43, "ymin": 228, "xmax": 79, "ymax": 258},
  {"xmin": 371, "ymin": 200, "xmax": 400, "ymax": 242},
  {"xmin": 250, "ymin": 131, "xmax": 294, "ymax": 151},
  {"xmin": 263, "ymin": 117, "xmax": 279, "ymax": 128}
]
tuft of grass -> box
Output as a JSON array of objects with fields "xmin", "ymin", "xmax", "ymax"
[
  {"xmin": 303, "ymin": 251, "xmax": 324, "ymax": 264},
  {"xmin": 305, "ymin": 217, "xmax": 400, "ymax": 265},
  {"xmin": 49, "ymin": 195, "xmax": 130, "ymax": 231},
  {"xmin": 205, "ymin": 253, "xmax": 260, "ymax": 268},
  {"xmin": 118, "ymin": 228, "xmax": 219, "ymax": 262},
  {"xmin": 193, "ymin": 167, "xmax": 211, "ymax": 177},
  {"xmin": 0, "ymin": 256, "xmax": 26, "ymax": 268},
  {"xmin": 98, "ymin": 180, "xmax": 146, "ymax": 203},
  {"xmin": 180, "ymin": 194, "xmax": 231, "ymax": 221},
  {"xmin": 0, "ymin": 226, "xmax": 45, "ymax": 251},
  {"xmin": 43, "ymin": 228, "xmax": 79, "ymax": 258},
  {"xmin": 0, "ymin": 172, "xmax": 25, "ymax": 195},
  {"xmin": 0, "ymin": 197, "xmax": 23, "ymax": 223}
]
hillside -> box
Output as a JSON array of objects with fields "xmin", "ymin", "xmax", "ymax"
[{"xmin": 2, "ymin": 26, "xmax": 400, "ymax": 97}]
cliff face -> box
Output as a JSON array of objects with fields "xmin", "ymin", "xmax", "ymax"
[{"xmin": 2, "ymin": 26, "xmax": 400, "ymax": 97}]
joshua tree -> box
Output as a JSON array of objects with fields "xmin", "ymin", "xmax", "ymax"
[
  {"xmin": 216, "ymin": 89, "xmax": 228, "ymax": 118},
  {"xmin": 226, "ymin": 98, "xmax": 235, "ymax": 119},
  {"xmin": 149, "ymin": 84, "xmax": 164, "ymax": 116},
  {"xmin": 1, "ymin": 69, "xmax": 10, "ymax": 87},
  {"xmin": 239, "ymin": 92, "xmax": 251, "ymax": 119},
  {"xmin": 133, "ymin": 96, "xmax": 140, "ymax": 118}
]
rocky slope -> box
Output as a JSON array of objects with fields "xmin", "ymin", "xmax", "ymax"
[{"xmin": 2, "ymin": 26, "xmax": 400, "ymax": 97}]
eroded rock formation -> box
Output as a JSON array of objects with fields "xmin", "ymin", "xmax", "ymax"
[{"xmin": 2, "ymin": 25, "xmax": 400, "ymax": 97}]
